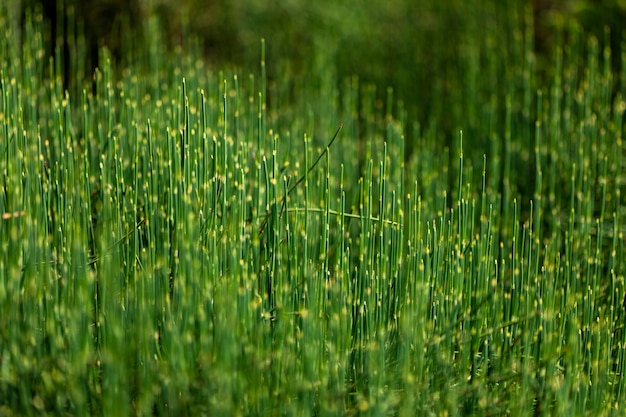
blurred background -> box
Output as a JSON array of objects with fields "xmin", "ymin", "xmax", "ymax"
[
  {"xmin": 10, "ymin": 0, "xmax": 626, "ymax": 86},
  {"xmin": 7, "ymin": 0, "xmax": 626, "ymax": 151}
]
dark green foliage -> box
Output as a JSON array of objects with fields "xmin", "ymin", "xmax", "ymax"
[{"xmin": 1, "ymin": 1, "xmax": 626, "ymax": 416}]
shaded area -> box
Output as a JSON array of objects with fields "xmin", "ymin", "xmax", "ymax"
[{"xmin": 18, "ymin": 0, "xmax": 626, "ymax": 89}]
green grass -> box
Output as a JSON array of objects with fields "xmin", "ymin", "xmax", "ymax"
[{"xmin": 1, "ymin": 3, "xmax": 626, "ymax": 416}]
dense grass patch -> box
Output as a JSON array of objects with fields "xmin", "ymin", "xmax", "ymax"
[{"xmin": 1, "ymin": 3, "xmax": 625, "ymax": 416}]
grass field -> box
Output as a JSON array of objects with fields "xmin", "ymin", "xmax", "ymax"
[{"xmin": 1, "ymin": 2, "xmax": 625, "ymax": 416}]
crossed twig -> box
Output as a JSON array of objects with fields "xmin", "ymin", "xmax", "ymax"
[{"xmin": 258, "ymin": 123, "xmax": 343, "ymax": 236}]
